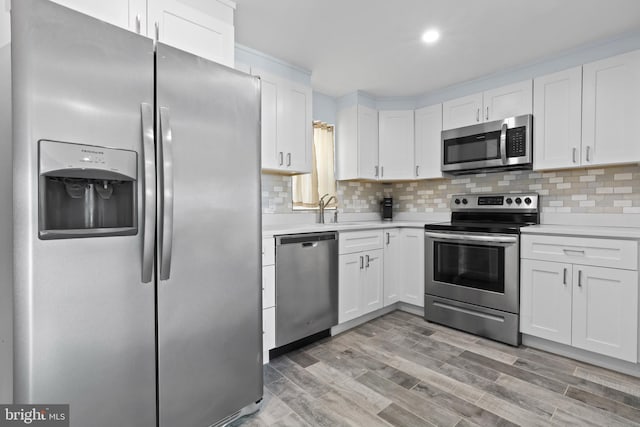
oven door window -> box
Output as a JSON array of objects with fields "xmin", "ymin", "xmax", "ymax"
[{"xmin": 433, "ymin": 242, "xmax": 504, "ymax": 293}]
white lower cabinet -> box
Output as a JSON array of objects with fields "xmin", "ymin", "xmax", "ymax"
[
  {"xmin": 338, "ymin": 231, "xmax": 384, "ymax": 323},
  {"xmin": 400, "ymin": 228, "xmax": 425, "ymax": 307},
  {"xmin": 262, "ymin": 238, "xmax": 276, "ymax": 362},
  {"xmin": 572, "ymin": 265, "xmax": 637, "ymax": 361},
  {"xmin": 520, "ymin": 234, "xmax": 639, "ymax": 363},
  {"xmin": 338, "ymin": 250, "xmax": 383, "ymax": 323},
  {"xmin": 383, "ymin": 229, "xmax": 402, "ymax": 306},
  {"xmin": 340, "ymin": 228, "xmax": 424, "ymax": 324},
  {"xmin": 520, "ymin": 259, "xmax": 573, "ymax": 345}
]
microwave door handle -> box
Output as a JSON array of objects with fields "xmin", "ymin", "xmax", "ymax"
[
  {"xmin": 158, "ymin": 107, "xmax": 175, "ymax": 281},
  {"xmin": 141, "ymin": 103, "xmax": 156, "ymax": 283},
  {"xmin": 425, "ymin": 231, "xmax": 517, "ymax": 245},
  {"xmin": 499, "ymin": 123, "xmax": 508, "ymax": 164}
]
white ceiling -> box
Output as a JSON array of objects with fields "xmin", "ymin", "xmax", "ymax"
[{"xmin": 233, "ymin": 0, "xmax": 640, "ymax": 98}]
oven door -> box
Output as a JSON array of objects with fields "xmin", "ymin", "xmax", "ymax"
[{"xmin": 425, "ymin": 230, "xmax": 519, "ymax": 313}]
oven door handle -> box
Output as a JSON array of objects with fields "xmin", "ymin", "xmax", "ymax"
[{"xmin": 425, "ymin": 231, "xmax": 517, "ymax": 245}]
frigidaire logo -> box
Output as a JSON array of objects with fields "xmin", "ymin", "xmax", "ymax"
[
  {"xmin": 0, "ymin": 405, "xmax": 69, "ymax": 427},
  {"xmin": 80, "ymin": 149, "xmax": 104, "ymax": 155}
]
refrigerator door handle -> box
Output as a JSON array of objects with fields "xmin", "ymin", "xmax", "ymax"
[
  {"xmin": 141, "ymin": 103, "xmax": 156, "ymax": 283},
  {"xmin": 158, "ymin": 106, "xmax": 174, "ymax": 280}
]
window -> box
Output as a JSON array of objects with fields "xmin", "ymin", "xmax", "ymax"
[{"xmin": 292, "ymin": 122, "xmax": 337, "ymax": 209}]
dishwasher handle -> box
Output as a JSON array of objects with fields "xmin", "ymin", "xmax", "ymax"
[
  {"xmin": 302, "ymin": 242, "xmax": 318, "ymax": 248},
  {"xmin": 277, "ymin": 232, "xmax": 338, "ymax": 245}
]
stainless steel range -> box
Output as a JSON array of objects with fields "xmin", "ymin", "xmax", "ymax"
[{"xmin": 424, "ymin": 192, "xmax": 540, "ymax": 346}]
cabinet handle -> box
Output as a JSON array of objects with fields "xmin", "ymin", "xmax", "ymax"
[
  {"xmin": 476, "ymin": 108, "xmax": 480, "ymax": 122},
  {"xmin": 572, "ymin": 147, "xmax": 577, "ymax": 163},
  {"xmin": 374, "ymin": 166, "xmax": 379, "ymax": 177},
  {"xmin": 286, "ymin": 153, "xmax": 291, "ymax": 166},
  {"xmin": 386, "ymin": 232, "xmax": 390, "ymax": 245},
  {"xmin": 360, "ymin": 256, "xmax": 364, "ymax": 269},
  {"xmin": 578, "ymin": 270, "xmax": 583, "ymax": 287},
  {"xmin": 154, "ymin": 22, "xmax": 159, "ymax": 41},
  {"xmin": 485, "ymin": 106, "xmax": 489, "ymax": 121},
  {"xmin": 380, "ymin": 166, "xmax": 384, "ymax": 178},
  {"xmin": 563, "ymin": 268, "xmax": 567, "ymax": 285},
  {"xmin": 586, "ymin": 146, "xmax": 591, "ymax": 162},
  {"xmin": 279, "ymin": 152, "xmax": 284, "ymax": 166},
  {"xmin": 135, "ymin": 14, "xmax": 141, "ymax": 34},
  {"xmin": 416, "ymin": 165, "xmax": 420, "ymax": 177},
  {"xmin": 365, "ymin": 255, "xmax": 370, "ymax": 268}
]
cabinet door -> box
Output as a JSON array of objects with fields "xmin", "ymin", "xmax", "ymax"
[
  {"xmin": 362, "ymin": 250, "xmax": 384, "ymax": 314},
  {"xmin": 338, "ymin": 253, "xmax": 364, "ymax": 323},
  {"xmin": 401, "ymin": 229, "xmax": 425, "ymax": 307},
  {"xmin": 483, "ymin": 80, "xmax": 532, "ymax": 122},
  {"xmin": 533, "ymin": 67, "xmax": 583, "ymax": 170},
  {"xmin": 150, "ymin": 0, "xmax": 234, "ymax": 67},
  {"xmin": 414, "ymin": 104, "xmax": 443, "ymax": 179},
  {"xmin": 50, "ymin": 0, "xmax": 146, "ymax": 32},
  {"xmin": 572, "ymin": 265, "xmax": 638, "ymax": 362},
  {"xmin": 282, "ymin": 81, "xmax": 312, "ymax": 173},
  {"xmin": 262, "ymin": 307, "xmax": 275, "ymax": 352},
  {"xmin": 358, "ymin": 105, "xmax": 379, "ymax": 179},
  {"xmin": 253, "ymin": 69, "xmax": 280, "ymax": 170},
  {"xmin": 336, "ymin": 106, "xmax": 358, "ymax": 180},
  {"xmin": 383, "ymin": 229, "xmax": 402, "ymax": 306},
  {"xmin": 582, "ymin": 49, "xmax": 640, "ymax": 166},
  {"xmin": 442, "ymin": 92, "xmax": 483, "ymax": 130},
  {"xmin": 520, "ymin": 260, "xmax": 572, "ymax": 345},
  {"xmin": 378, "ymin": 110, "xmax": 414, "ymax": 180}
]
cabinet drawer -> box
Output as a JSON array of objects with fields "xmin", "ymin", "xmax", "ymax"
[
  {"xmin": 262, "ymin": 238, "xmax": 275, "ymax": 266},
  {"xmin": 339, "ymin": 230, "xmax": 384, "ymax": 254},
  {"xmin": 521, "ymin": 234, "xmax": 638, "ymax": 270},
  {"xmin": 262, "ymin": 265, "xmax": 275, "ymax": 309},
  {"xmin": 262, "ymin": 307, "xmax": 276, "ymax": 352}
]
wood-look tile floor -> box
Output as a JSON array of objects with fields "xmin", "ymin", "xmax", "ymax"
[{"xmin": 232, "ymin": 311, "xmax": 640, "ymax": 426}]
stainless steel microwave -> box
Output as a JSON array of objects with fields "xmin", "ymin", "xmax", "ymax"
[{"xmin": 441, "ymin": 114, "xmax": 532, "ymax": 175}]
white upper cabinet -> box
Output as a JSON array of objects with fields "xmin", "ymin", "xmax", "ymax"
[
  {"xmin": 378, "ymin": 110, "xmax": 415, "ymax": 180},
  {"xmin": 483, "ymin": 80, "xmax": 533, "ymax": 122},
  {"xmin": 533, "ymin": 66, "xmax": 583, "ymax": 170},
  {"xmin": 49, "ymin": 0, "xmax": 147, "ymax": 32},
  {"xmin": 252, "ymin": 68, "xmax": 312, "ymax": 174},
  {"xmin": 414, "ymin": 104, "xmax": 443, "ymax": 179},
  {"xmin": 150, "ymin": 0, "xmax": 235, "ymax": 67},
  {"xmin": 442, "ymin": 80, "xmax": 532, "ymax": 130},
  {"xmin": 336, "ymin": 104, "xmax": 378, "ymax": 180},
  {"xmin": 49, "ymin": 0, "xmax": 235, "ymax": 66},
  {"xmin": 281, "ymin": 80, "xmax": 313, "ymax": 173},
  {"xmin": 582, "ymin": 49, "xmax": 640, "ymax": 167},
  {"xmin": 442, "ymin": 92, "xmax": 483, "ymax": 130}
]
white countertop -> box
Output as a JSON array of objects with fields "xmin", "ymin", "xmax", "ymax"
[
  {"xmin": 262, "ymin": 220, "xmax": 432, "ymax": 238},
  {"xmin": 522, "ymin": 224, "xmax": 640, "ymax": 239}
]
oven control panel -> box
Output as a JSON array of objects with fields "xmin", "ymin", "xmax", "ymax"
[{"xmin": 451, "ymin": 193, "xmax": 539, "ymax": 211}]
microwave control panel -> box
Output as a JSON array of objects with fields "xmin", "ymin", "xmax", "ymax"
[{"xmin": 506, "ymin": 127, "xmax": 527, "ymax": 157}]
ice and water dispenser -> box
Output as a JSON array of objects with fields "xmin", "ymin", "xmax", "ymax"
[{"xmin": 38, "ymin": 140, "xmax": 138, "ymax": 239}]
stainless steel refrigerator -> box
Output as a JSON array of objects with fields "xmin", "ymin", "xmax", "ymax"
[{"xmin": 1, "ymin": 0, "xmax": 263, "ymax": 426}]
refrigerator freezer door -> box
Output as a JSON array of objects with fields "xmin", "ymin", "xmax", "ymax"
[
  {"xmin": 155, "ymin": 43, "xmax": 263, "ymax": 427},
  {"xmin": 12, "ymin": 1, "xmax": 156, "ymax": 426}
]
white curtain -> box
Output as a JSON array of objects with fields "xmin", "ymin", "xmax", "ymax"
[{"xmin": 292, "ymin": 122, "xmax": 336, "ymax": 208}]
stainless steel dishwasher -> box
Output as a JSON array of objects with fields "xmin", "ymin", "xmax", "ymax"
[{"xmin": 275, "ymin": 232, "xmax": 338, "ymax": 348}]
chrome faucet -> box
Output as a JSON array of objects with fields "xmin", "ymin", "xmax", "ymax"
[{"xmin": 318, "ymin": 193, "xmax": 336, "ymax": 224}]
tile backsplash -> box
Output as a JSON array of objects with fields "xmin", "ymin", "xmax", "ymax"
[{"xmin": 262, "ymin": 164, "xmax": 640, "ymax": 215}]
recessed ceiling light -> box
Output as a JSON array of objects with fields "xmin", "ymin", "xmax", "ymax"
[{"xmin": 422, "ymin": 29, "xmax": 440, "ymax": 44}]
